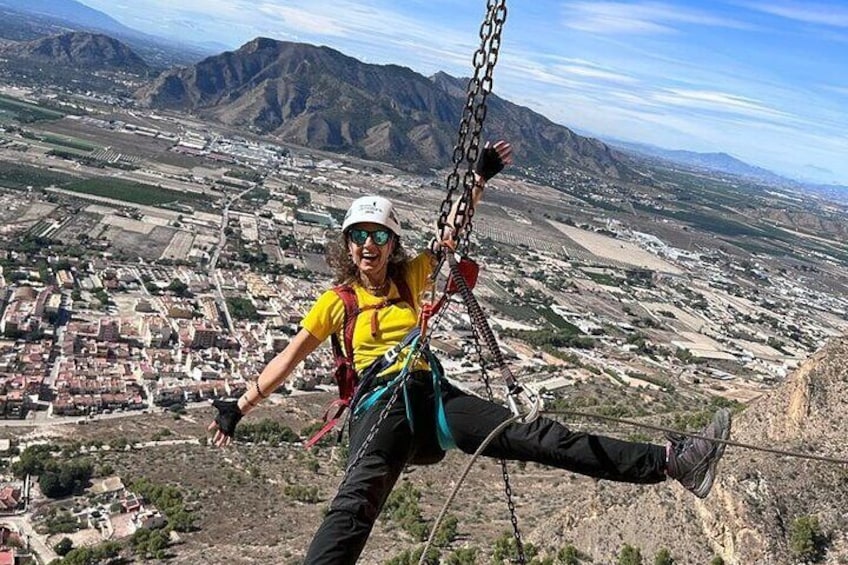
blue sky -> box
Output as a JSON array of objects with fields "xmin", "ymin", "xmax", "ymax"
[{"xmin": 80, "ymin": 0, "xmax": 848, "ymax": 185}]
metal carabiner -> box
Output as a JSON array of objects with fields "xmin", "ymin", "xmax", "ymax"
[{"xmin": 506, "ymin": 384, "xmax": 543, "ymax": 424}]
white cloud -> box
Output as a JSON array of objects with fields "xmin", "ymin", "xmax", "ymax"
[
  {"xmin": 552, "ymin": 64, "xmax": 638, "ymax": 83},
  {"xmin": 821, "ymin": 84, "xmax": 848, "ymax": 95},
  {"xmin": 561, "ymin": 1, "xmax": 754, "ymax": 35},
  {"xmin": 257, "ymin": 4, "xmax": 350, "ymax": 36},
  {"xmin": 651, "ymin": 89, "xmax": 791, "ymax": 119},
  {"xmin": 743, "ymin": 1, "xmax": 848, "ymax": 27}
]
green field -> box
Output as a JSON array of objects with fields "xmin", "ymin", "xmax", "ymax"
[
  {"xmin": 21, "ymin": 130, "xmax": 97, "ymax": 152},
  {"xmin": 0, "ymin": 95, "xmax": 65, "ymax": 123},
  {"xmin": 0, "ymin": 162, "xmax": 74, "ymax": 189},
  {"xmin": 64, "ymin": 177, "xmax": 209, "ymax": 206},
  {"xmin": 0, "ymin": 162, "xmax": 209, "ymax": 207},
  {"xmin": 41, "ymin": 134, "xmax": 96, "ymax": 152}
]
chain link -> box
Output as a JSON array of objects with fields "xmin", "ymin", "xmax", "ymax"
[
  {"xmin": 465, "ymin": 271, "xmax": 526, "ymax": 564},
  {"xmin": 341, "ymin": 2, "xmax": 525, "ymax": 560},
  {"xmin": 437, "ymin": 0, "xmax": 507, "ymax": 255}
]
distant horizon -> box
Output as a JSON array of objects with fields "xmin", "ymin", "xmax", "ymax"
[{"xmin": 77, "ymin": 0, "xmax": 848, "ymax": 186}]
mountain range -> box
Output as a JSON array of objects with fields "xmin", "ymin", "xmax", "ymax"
[
  {"xmin": 1, "ymin": 4, "xmax": 843, "ymax": 194},
  {"xmin": 608, "ymin": 139, "xmax": 789, "ymax": 184},
  {"xmin": 136, "ymin": 37, "xmax": 627, "ymax": 177}
]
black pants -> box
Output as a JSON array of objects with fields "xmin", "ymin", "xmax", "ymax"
[{"xmin": 303, "ymin": 371, "xmax": 667, "ymax": 564}]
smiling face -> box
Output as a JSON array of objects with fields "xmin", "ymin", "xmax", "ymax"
[{"xmin": 346, "ymin": 221, "xmax": 396, "ymax": 282}]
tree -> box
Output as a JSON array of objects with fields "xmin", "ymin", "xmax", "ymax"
[
  {"xmin": 167, "ymin": 278, "xmax": 191, "ymax": 297},
  {"xmin": 492, "ymin": 532, "xmax": 538, "ymax": 564},
  {"xmin": 617, "ymin": 544, "xmax": 643, "ymax": 565},
  {"xmin": 433, "ymin": 514, "xmax": 459, "ymax": 547},
  {"xmin": 38, "ymin": 472, "xmax": 62, "ymax": 498},
  {"xmin": 54, "ymin": 537, "xmax": 73, "ymax": 556},
  {"xmin": 446, "ymin": 547, "xmax": 478, "ymax": 565},
  {"xmin": 12, "ymin": 444, "xmax": 54, "ymax": 478}
]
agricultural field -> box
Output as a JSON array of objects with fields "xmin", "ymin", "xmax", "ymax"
[
  {"xmin": 63, "ymin": 177, "xmax": 211, "ymax": 207},
  {"xmin": 0, "ymin": 94, "xmax": 65, "ymax": 123},
  {"xmin": 102, "ymin": 225, "xmax": 177, "ymax": 260},
  {"xmin": 52, "ymin": 212, "xmax": 103, "ymax": 244},
  {"xmin": 550, "ymin": 221, "xmax": 683, "ymax": 274},
  {"xmin": 22, "ymin": 130, "xmax": 97, "ymax": 152},
  {"xmin": 0, "ymin": 161, "xmax": 75, "ymax": 189},
  {"xmin": 161, "ymin": 230, "xmax": 195, "ymax": 261}
]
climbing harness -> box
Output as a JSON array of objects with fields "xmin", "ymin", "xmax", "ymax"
[
  {"xmin": 316, "ymin": 1, "xmax": 542, "ymax": 561},
  {"xmin": 304, "ymin": 273, "xmax": 415, "ymax": 448}
]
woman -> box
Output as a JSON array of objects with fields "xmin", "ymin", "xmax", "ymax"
[{"xmin": 209, "ymin": 141, "xmax": 731, "ymax": 565}]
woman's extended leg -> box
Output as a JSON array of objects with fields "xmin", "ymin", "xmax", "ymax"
[
  {"xmin": 442, "ymin": 384, "xmax": 667, "ymax": 483},
  {"xmin": 303, "ymin": 393, "xmax": 414, "ymax": 565}
]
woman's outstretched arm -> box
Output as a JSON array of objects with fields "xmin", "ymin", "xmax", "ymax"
[{"xmin": 208, "ymin": 327, "xmax": 322, "ymax": 446}]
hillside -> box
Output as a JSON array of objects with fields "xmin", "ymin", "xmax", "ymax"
[
  {"xmin": 533, "ymin": 336, "xmax": 848, "ymax": 564},
  {"xmin": 0, "ymin": 31, "xmax": 149, "ymax": 73},
  {"xmin": 0, "ymin": 1, "xmax": 212, "ymax": 67},
  {"xmin": 137, "ymin": 37, "xmax": 627, "ymax": 176},
  {"xmin": 0, "ymin": 0, "xmax": 134, "ymax": 37},
  {"xmin": 3, "ymin": 336, "xmax": 841, "ymax": 564}
]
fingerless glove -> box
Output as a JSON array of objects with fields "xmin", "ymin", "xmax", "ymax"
[
  {"xmin": 213, "ymin": 398, "xmax": 243, "ymax": 437},
  {"xmin": 474, "ymin": 144, "xmax": 505, "ymax": 181}
]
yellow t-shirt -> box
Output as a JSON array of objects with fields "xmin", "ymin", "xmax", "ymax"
[{"xmin": 301, "ymin": 252, "xmax": 434, "ymax": 376}]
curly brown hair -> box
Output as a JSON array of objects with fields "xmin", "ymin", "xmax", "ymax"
[{"xmin": 325, "ymin": 231, "xmax": 409, "ymax": 285}]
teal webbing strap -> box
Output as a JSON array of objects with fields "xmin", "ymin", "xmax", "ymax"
[
  {"xmin": 354, "ymin": 335, "xmax": 420, "ymax": 417},
  {"xmin": 353, "ymin": 337, "xmax": 457, "ymax": 452},
  {"xmin": 426, "ymin": 349, "xmax": 457, "ymax": 450}
]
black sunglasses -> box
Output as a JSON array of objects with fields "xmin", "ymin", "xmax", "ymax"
[{"xmin": 348, "ymin": 228, "xmax": 392, "ymax": 246}]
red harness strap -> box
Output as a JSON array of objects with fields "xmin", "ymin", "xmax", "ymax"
[{"xmin": 304, "ymin": 274, "xmax": 414, "ymax": 448}]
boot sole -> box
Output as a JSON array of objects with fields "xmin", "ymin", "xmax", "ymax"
[{"xmin": 693, "ymin": 408, "xmax": 732, "ymax": 498}]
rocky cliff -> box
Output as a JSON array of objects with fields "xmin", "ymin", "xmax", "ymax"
[{"xmin": 531, "ymin": 337, "xmax": 848, "ymax": 564}]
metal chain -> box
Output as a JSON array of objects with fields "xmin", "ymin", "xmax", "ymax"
[
  {"xmin": 341, "ymin": 1, "xmax": 522, "ymax": 558},
  {"xmin": 462, "ymin": 270, "xmax": 526, "ymax": 564},
  {"xmin": 437, "ymin": 0, "xmax": 507, "ymax": 255}
]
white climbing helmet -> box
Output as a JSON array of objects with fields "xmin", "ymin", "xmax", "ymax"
[{"xmin": 342, "ymin": 195, "xmax": 402, "ymax": 236}]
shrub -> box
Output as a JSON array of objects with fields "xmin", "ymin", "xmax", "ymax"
[
  {"xmin": 789, "ymin": 515, "xmax": 827, "ymax": 563},
  {"xmin": 617, "ymin": 544, "xmax": 643, "ymax": 565},
  {"xmin": 654, "ymin": 548, "xmax": 674, "ymax": 565},
  {"xmin": 53, "ymin": 537, "xmax": 73, "ymax": 556}
]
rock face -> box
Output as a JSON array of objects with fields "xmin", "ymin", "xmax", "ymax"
[
  {"xmin": 137, "ymin": 37, "xmax": 625, "ymax": 175},
  {"xmin": 530, "ymin": 337, "xmax": 848, "ymax": 564},
  {"xmin": 1, "ymin": 31, "xmax": 149, "ymax": 73}
]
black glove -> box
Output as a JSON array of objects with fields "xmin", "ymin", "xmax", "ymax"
[
  {"xmin": 213, "ymin": 398, "xmax": 243, "ymax": 437},
  {"xmin": 474, "ymin": 144, "xmax": 505, "ymax": 181}
]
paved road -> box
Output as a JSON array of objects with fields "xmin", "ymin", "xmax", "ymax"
[{"xmin": 3, "ymin": 514, "xmax": 58, "ymax": 564}]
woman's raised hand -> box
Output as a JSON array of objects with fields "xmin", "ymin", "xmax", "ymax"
[
  {"xmin": 475, "ymin": 140, "xmax": 513, "ymax": 181},
  {"xmin": 207, "ymin": 398, "xmax": 243, "ymax": 447}
]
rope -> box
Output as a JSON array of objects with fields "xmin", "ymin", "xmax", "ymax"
[
  {"xmin": 419, "ymin": 414, "xmax": 524, "ymax": 565},
  {"xmin": 544, "ymin": 409, "xmax": 848, "ymax": 466},
  {"xmin": 414, "ymin": 406, "xmax": 848, "ymax": 565}
]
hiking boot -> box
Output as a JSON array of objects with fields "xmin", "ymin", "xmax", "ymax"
[{"xmin": 666, "ymin": 408, "xmax": 731, "ymax": 498}]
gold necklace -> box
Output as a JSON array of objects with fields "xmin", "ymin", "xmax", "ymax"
[{"xmin": 361, "ymin": 279, "xmax": 389, "ymax": 293}]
